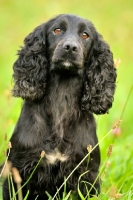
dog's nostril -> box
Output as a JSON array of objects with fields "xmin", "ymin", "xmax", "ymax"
[
  {"xmin": 72, "ymin": 46, "xmax": 78, "ymax": 52},
  {"xmin": 63, "ymin": 42, "xmax": 78, "ymax": 53},
  {"xmin": 65, "ymin": 44, "xmax": 70, "ymax": 51}
]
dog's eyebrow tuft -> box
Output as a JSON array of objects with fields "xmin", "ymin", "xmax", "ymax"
[
  {"xmin": 78, "ymin": 22, "xmax": 88, "ymax": 32},
  {"xmin": 54, "ymin": 18, "xmax": 68, "ymax": 30}
]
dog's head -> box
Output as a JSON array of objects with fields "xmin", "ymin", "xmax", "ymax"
[
  {"xmin": 12, "ymin": 14, "xmax": 116, "ymax": 114},
  {"xmin": 47, "ymin": 15, "xmax": 93, "ymax": 75}
]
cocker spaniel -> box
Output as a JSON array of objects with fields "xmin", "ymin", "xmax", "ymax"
[{"xmin": 3, "ymin": 14, "xmax": 116, "ymax": 199}]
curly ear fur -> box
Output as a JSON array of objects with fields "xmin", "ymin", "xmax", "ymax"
[
  {"xmin": 82, "ymin": 33, "xmax": 117, "ymax": 114},
  {"xmin": 12, "ymin": 24, "xmax": 48, "ymax": 100}
]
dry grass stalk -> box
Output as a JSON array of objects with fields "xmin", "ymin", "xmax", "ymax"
[
  {"xmin": 0, "ymin": 141, "xmax": 12, "ymax": 178},
  {"xmin": 115, "ymin": 193, "xmax": 123, "ymax": 199},
  {"xmin": 12, "ymin": 167, "xmax": 22, "ymax": 184},
  {"xmin": 12, "ymin": 167, "xmax": 23, "ymax": 200},
  {"xmin": 0, "ymin": 161, "xmax": 12, "ymax": 178}
]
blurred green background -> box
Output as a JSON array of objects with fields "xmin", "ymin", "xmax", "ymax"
[{"xmin": 0, "ymin": 0, "xmax": 133, "ymax": 198}]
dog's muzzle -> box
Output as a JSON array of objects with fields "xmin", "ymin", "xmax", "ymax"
[{"xmin": 51, "ymin": 38, "xmax": 84, "ymax": 71}]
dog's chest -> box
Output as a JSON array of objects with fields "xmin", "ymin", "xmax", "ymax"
[
  {"xmin": 43, "ymin": 77, "xmax": 82, "ymax": 164},
  {"xmin": 45, "ymin": 148, "xmax": 69, "ymax": 164},
  {"xmin": 46, "ymin": 78, "xmax": 81, "ymax": 137}
]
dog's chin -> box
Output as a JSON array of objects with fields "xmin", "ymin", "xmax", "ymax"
[{"xmin": 50, "ymin": 60, "xmax": 83, "ymax": 76}]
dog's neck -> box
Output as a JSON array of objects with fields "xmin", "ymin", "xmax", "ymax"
[{"xmin": 45, "ymin": 73, "xmax": 83, "ymax": 138}]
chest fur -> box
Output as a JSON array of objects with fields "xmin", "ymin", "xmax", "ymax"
[
  {"xmin": 45, "ymin": 75, "xmax": 83, "ymax": 137},
  {"xmin": 45, "ymin": 148, "xmax": 69, "ymax": 164}
]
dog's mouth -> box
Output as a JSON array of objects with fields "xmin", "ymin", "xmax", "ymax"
[
  {"xmin": 51, "ymin": 58, "xmax": 82, "ymax": 69},
  {"xmin": 62, "ymin": 61, "xmax": 72, "ymax": 68},
  {"xmin": 50, "ymin": 59, "xmax": 83, "ymax": 76}
]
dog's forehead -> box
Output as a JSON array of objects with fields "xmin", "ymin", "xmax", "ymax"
[{"xmin": 51, "ymin": 14, "xmax": 91, "ymax": 28}]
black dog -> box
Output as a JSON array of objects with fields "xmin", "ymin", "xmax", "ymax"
[{"xmin": 3, "ymin": 14, "xmax": 116, "ymax": 199}]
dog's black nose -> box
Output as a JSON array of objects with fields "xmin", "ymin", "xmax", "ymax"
[{"xmin": 63, "ymin": 41, "xmax": 78, "ymax": 53}]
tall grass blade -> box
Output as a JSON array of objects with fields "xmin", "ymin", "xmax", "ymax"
[{"xmin": 23, "ymin": 190, "xmax": 29, "ymax": 200}]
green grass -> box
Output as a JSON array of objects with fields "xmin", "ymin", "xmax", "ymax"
[{"xmin": 0, "ymin": 0, "xmax": 133, "ymax": 199}]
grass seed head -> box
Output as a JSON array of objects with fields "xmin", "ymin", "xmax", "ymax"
[
  {"xmin": 4, "ymin": 133, "xmax": 7, "ymax": 141},
  {"xmin": 112, "ymin": 120, "xmax": 122, "ymax": 130},
  {"xmin": 87, "ymin": 145, "xmax": 92, "ymax": 153},
  {"xmin": 40, "ymin": 151, "xmax": 45, "ymax": 158},
  {"xmin": 107, "ymin": 144, "xmax": 114, "ymax": 157},
  {"xmin": 8, "ymin": 141, "xmax": 12, "ymax": 149},
  {"xmin": 114, "ymin": 58, "xmax": 121, "ymax": 68}
]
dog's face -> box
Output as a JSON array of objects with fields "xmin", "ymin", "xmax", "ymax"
[{"xmin": 46, "ymin": 15, "xmax": 94, "ymax": 74}]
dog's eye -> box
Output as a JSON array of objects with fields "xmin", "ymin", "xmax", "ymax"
[
  {"xmin": 54, "ymin": 28, "xmax": 61, "ymax": 35},
  {"xmin": 81, "ymin": 32, "xmax": 89, "ymax": 39}
]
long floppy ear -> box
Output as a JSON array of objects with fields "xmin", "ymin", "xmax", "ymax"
[
  {"xmin": 12, "ymin": 24, "xmax": 48, "ymax": 100},
  {"xmin": 81, "ymin": 32, "xmax": 117, "ymax": 114}
]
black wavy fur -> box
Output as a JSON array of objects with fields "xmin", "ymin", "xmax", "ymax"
[{"xmin": 3, "ymin": 14, "xmax": 116, "ymax": 200}]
